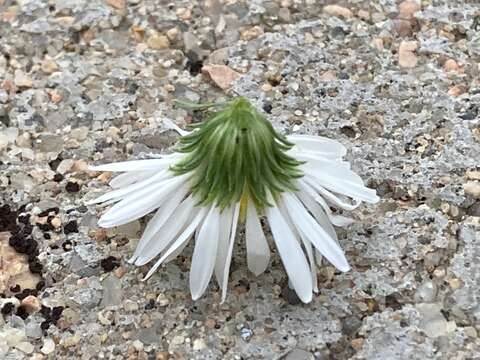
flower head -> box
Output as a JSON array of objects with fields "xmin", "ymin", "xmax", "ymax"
[{"xmin": 88, "ymin": 97, "xmax": 379, "ymax": 303}]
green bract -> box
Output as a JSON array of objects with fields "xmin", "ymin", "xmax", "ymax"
[{"xmin": 171, "ymin": 97, "xmax": 304, "ymax": 209}]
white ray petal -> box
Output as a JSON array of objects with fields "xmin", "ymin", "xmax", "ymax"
[
  {"xmin": 296, "ymin": 183, "xmax": 339, "ymax": 241},
  {"xmin": 220, "ymin": 203, "xmax": 240, "ymax": 303},
  {"xmin": 246, "ymin": 200, "xmax": 270, "ymax": 276},
  {"xmin": 129, "ymin": 182, "xmax": 189, "ymax": 263},
  {"xmin": 298, "ymin": 180, "xmax": 355, "ymax": 227},
  {"xmin": 89, "ymin": 154, "xmax": 181, "ymax": 172},
  {"xmin": 142, "ymin": 207, "xmax": 207, "ymax": 280},
  {"xmin": 109, "ymin": 171, "xmax": 156, "ymax": 189},
  {"xmin": 278, "ymin": 202, "xmax": 318, "ymax": 293},
  {"xmin": 162, "ymin": 118, "xmax": 191, "ymax": 136},
  {"xmin": 305, "ymin": 168, "xmax": 379, "ymax": 203},
  {"xmin": 266, "ymin": 201, "xmax": 313, "ymax": 303},
  {"xmin": 190, "ymin": 206, "xmax": 221, "ymax": 300},
  {"xmin": 98, "ymin": 174, "xmax": 187, "ymax": 228},
  {"xmin": 134, "ymin": 194, "xmax": 196, "ymax": 266},
  {"xmin": 88, "ymin": 170, "xmax": 169, "ymax": 205},
  {"xmin": 283, "ymin": 192, "xmax": 350, "ymax": 272},
  {"xmin": 287, "ymin": 134, "xmax": 347, "ymax": 157},
  {"xmin": 215, "ymin": 206, "xmax": 234, "ymax": 286},
  {"xmin": 304, "ymin": 176, "xmax": 361, "ymax": 211}
]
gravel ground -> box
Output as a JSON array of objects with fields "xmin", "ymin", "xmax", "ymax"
[{"xmin": 1, "ymin": 0, "xmax": 480, "ymax": 359}]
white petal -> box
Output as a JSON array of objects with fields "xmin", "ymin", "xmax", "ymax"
[
  {"xmin": 298, "ymin": 180, "xmax": 355, "ymax": 227},
  {"xmin": 220, "ymin": 203, "xmax": 240, "ymax": 303},
  {"xmin": 283, "ymin": 192, "xmax": 350, "ymax": 272},
  {"xmin": 215, "ymin": 206, "xmax": 234, "ymax": 286},
  {"xmin": 266, "ymin": 201, "xmax": 313, "ymax": 303},
  {"xmin": 134, "ymin": 194, "xmax": 195, "ymax": 266},
  {"xmin": 304, "ymin": 176, "xmax": 361, "ymax": 211},
  {"xmin": 88, "ymin": 170, "xmax": 169, "ymax": 205},
  {"xmin": 305, "ymin": 168, "xmax": 379, "ymax": 204},
  {"xmin": 142, "ymin": 207, "xmax": 207, "ymax": 280},
  {"xmin": 98, "ymin": 174, "xmax": 187, "ymax": 228},
  {"xmin": 190, "ymin": 206, "xmax": 221, "ymax": 300},
  {"xmin": 246, "ymin": 200, "xmax": 270, "ymax": 276},
  {"xmin": 278, "ymin": 202, "xmax": 318, "ymax": 293},
  {"xmin": 296, "ymin": 183, "xmax": 339, "ymax": 241},
  {"xmin": 109, "ymin": 171, "xmax": 156, "ymax": 189},
  {"xmin": 163, "ymin": 118, "xmax": 191, "ymax": 136},
  {"xmin": 129, "ymin": 182, "xmax": 189, "ymax": 263},
  {"xmin": 89, "ymin": 154, "xmax": 181, "ymax": 172},
  {"xmin": 287, "ymin": 134, "xmax": 347, "ymax": 157}
]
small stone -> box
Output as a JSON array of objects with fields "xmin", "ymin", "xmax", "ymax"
[
  {"xmin": 357, "ymin": 9, "xmax": 370, "ymax": 21},
  {"xmin": 41, "ymin": 58, "xmax": 58, "ymax": 74},
  {"xmin": 176, "ymin": 7, "xmax": 192, "ymax": 21},
  {"xmin": 467, "ymin": 202, "xmax": 480, "ymax": 217},
  {"xmin": 351, "ymin": 338, "xmax": 364, "ymax": 351},
  {"xmin": 132, "ymin": 339, "xmax": 144, "ymax": 351},
  {"xmin": 398, "ymin": 41, "xmax": 418, "ymax": 68},
  {"xmin": 62, "ymin": 335, "xmax": 80, "ymax": 348},
  {"xmin": 21, "ymin": 295, "xmax": 41, "ymax": 313},
  {"xmin": 56, "ymin": 159, "xmax": 75, "ymax": 174},
  {"xmin": 448, "ymin": 85, "xmax": 466, "ymax": 97},
  {"xmin": 192, "ymin": 338, "xmax": 207, "ymax": 351},
  {"xmin": 261, "ymin": 83, "xmax": 273, "ymax": 92},
  {"xmin": 202, "ymin": 65, "xmax": 241, "ymax": 90},
  {"xmin": 414, "ymin": 281, "xmax": 438, "ymax": 303},
  {"xmin": 241, "ymin": 26, "xmax": 264, "ymax": 41},
  {"xmin": 464, "ymin": 182, "xmax": 480, "ymax": 198},
  {"xmin": 467, "ymin": 171, "xmax": 480, "ymax": 180},
  {"xmin": 14, "ymin": 70, "xmax": 33, "ymax": 88},
  {"xmin": 70, "ymin": 127, "xmax": 89, "ymax": 141},
  {"xmin": 170, "ymin": 335, "xmax": 184, "ymax": 345},
  {"xmin": 15, "ymin": 341, "xmax": 34, "ymax": 354},
  {"xmin": 416, "ymin": 303, "xmax": 448, "ymax": 338},
  {"xmin": 398, "ymin": 1, "xmax": 421, "ymax": 19},
  {"xmin": 323, "ymin": 5, "xmax": 353, "ymax": 19},
  {"xmin": 147, "ymin": 34, "xmax": 170, "ymax": 50},
  {"xmin": 372, "ymin": 38, "xmax": 384, "ymax": 50},
  {"xmin": 41, "ymin": 338, "xmax": 55, "ymax": 355},
  {"xmin": 443, "ymin": 59, "xmax": 460, "ymax": 72},
  {"xmin": 100, "ymin": 274, "xmax": 122, "ymax": 307},
  {"xmin": 106, "ymin": 0, "xmax": 125, "ymax": 10},
  {"xmin": 281, "ymin": 348, "xmax": 314, "ymax": 360},
  {"xmin": 448, "ymin": 278, "xmax": 462, "ymax": 290}
]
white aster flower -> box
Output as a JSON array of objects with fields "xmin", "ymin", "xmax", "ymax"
[{"xmin": 88, "ymin": 97, "xmax": 379, "ymax": 303}]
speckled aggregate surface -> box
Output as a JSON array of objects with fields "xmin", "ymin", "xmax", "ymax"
[{"xmin": 1, "ymin": 0, "xmax": 480, "ymax": 359}]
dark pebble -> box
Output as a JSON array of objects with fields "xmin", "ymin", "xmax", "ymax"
[
  {"xmin": 64, "ymin": 220, "xmax": 78, "ymax": 234},
  {"xmin": 1, "ymin": 302, "xmax": 15, "ymax": 315},
  {"xmin": 16, "ymin": 306, "xmax": 29, "ymax": 320},
  {"xmin": 100, "ymin": 256, "xmax": 120, "ymax": 272},
  {"xmin": 66, "ymin": 181, "xmax": 80, "ymax": 193},
  {"xmin": 467, "ymin": 202, "xmax": 480, "ymax": 216}
]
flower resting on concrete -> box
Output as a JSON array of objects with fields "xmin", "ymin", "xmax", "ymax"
[{"xmin": 88, "ymin": 97, "xmax": 379, "ymax": 303}]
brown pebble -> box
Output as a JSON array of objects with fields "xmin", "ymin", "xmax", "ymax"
[
  {"xmin": 21, "ymin": 295, "xmax": 41, "ymax": 313},
  {"xmin": 323, "ymin": 4, "xmax": 353, "ymax": 19},
  {"xmin": 398, "ymin": 1, "xmax": 421, "ymax": 19},
  {"xmin": 443, "ymin": 59, "xmax": 460, "ymax": 72},
  {"xmin": 398, "ymin": 40, "xmax": 418, "ymax": 68}
]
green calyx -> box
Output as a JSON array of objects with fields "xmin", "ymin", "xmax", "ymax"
[{"xmin": 171, "ymin": 97, "xmax": 304, "ymax": 209}]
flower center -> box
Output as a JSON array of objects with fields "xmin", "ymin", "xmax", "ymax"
[{"xmin": 171, "ymin": 97, "xmax": 303, "ymax": 209}]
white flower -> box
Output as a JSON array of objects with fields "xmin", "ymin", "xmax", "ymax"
[{"xmin": 88, "ymin": 98, "xmax": 379, "ymax": 303}]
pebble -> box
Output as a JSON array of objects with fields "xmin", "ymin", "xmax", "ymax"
[
  {"xmin": 417, "ymin": 303, "xmax": 449, "ymax": 339},
  {"xmin": 14, "ymin": 70, "xmax": 33, "ymax": 88},
  {"xmin": 398, "ymin": 1, "xmax": 421, "ymax": 19},
  {"xmin": 170, "ymin": 335, "xmax": 184, "ymax": 345},
  {"xmin": 281, "ymin": 348, "xmax": 314, "ymax": 360},
  {"xmin": 443, "ymin": 59, "xmax": 460, "ymax": 72},
  {"xmin": 240, "ymin": 26, "xmax": 264, "ymax": 41},
  {"xmin": 202, "ymin": 65, "xmax": 241, "ymax": 90},
  {"xmin": 323, "ymin": 5, "xmax": 353, "ymax": 19},
  {"xmin": 398, "ymin": 41, "xmax": 418, "ymax": 68},
  {"xmin": 147, "ymin": 34, "xmax": 170, "ymax": 50},
  {"xmin": 21, "ymin": 295, "xmax": 41, "ymax": 313},
  {"xmin": 414, "ymin": 281, "xmax": 438, "ymax": 303},
  {"xmin": 40, "ymin": 338, "xmax": 55, "ymax": 355},
  {"xmin": 464, "ymin": 182, "xmax": 480, "ymax": 198},
  {"xmin": 192, "ymin": 338, "xmax": 207, "ymax": 351}
]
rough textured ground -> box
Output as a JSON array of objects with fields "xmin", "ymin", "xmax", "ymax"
[{"xmin": 1, "ymin": 0, "xmax": 480, "ymax": 359}]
